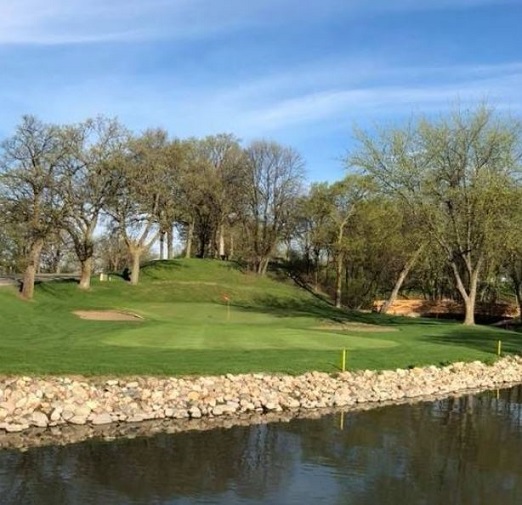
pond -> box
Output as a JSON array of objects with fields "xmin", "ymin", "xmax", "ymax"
[{"xmin": 1, "ymin": 386, "xmax": 522, "ymax": 504}]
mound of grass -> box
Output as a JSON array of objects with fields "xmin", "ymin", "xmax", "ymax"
[{"xmin": 0, "ymin": 259, "xmax": 519, "ymax": 376}]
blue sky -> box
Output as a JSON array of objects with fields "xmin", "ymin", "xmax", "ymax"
[{"xmin": 1, "ymin": 0, "xmax": 521, "ymax": 181}]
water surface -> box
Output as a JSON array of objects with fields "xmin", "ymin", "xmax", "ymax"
[{"xmin": 1, "ymin": 386, "xmax": 522, "ymax": 504}]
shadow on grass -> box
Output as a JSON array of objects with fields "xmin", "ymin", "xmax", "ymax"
[
  {"xmin": 218, "ymin": 260, "xmax": 248, "ymax": 273},
  {"xmin": 233, "ymin": 294, "xmax": 450, "ymax": 327},
  {"xmin": 34, "ymin": 277, "xmax": 82, "ymax": 295},
  {"xmin": 422, "ymin": 326, "xmax": 522, "ymax": 356}
]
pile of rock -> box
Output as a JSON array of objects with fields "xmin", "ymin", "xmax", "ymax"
[{"xmin": 1, "ymin": 356, "xmax": 521, "ymax": 435}]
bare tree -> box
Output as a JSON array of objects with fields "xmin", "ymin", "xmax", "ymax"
[
  {"xmin": 61, "ymin": 117, "xmax": 129, "ymax": 289},
  {"xmin": 243, "ymin": 140, "xmax": 305, "ymax": 275},
  {"xmin": 175, "ymin": 135, "xmax": 246, "ymax": 259},
  {"xmin": 106, "ymin": 129, "xmax": 167, "ymax": 285},
  {"xmin": 198, "ymin": 134, "xmax": 247, "ymax": 259},
  {"xmin": 0, "ymin": 116, "xmax": 69, "ymax": 299}
]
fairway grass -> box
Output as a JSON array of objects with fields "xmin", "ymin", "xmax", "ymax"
[{"xmin": 0, "ymin": 259, "xmax": 520, "ymax": 376}]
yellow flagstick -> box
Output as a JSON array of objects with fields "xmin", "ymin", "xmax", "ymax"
[{"xmin": 341, "ymin": 349, "xmax": 347, "ymax": 372}]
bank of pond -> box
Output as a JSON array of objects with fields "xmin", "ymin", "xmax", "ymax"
[{"xmin": 1, "ymin": 384, "xmax": 521, "ymax": 504}]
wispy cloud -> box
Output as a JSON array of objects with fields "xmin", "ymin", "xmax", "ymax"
[
  {"xmin": 1, "ymin": 0, "xmax": 520, "ymax": 180},
  {"xmin": 7, "ymin": 59, "xmax": 518, "ymax": 139},
  {"xmin": 0, "ymin": 0, "xmax": 219, "ymax": 44},
  {"xmin": 211, "ymin": 62, "xmax": 522, "ymax": 134},
  {"xmin": 0, "ymin": 0, "xmax": 516, "ymax": 45}
]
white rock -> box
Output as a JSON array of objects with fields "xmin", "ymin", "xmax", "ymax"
[
  {"xmin": 91, "ymin": 413, "xmax": 113, "ymax": 425},
  {"xmin": 5, "ymin": 423, "xmax": 26, "ymax": 433},
  {"xmin": 128, "ymin": 413, "xmax": 147, "ymax": 423},
  {"xmin": 69, "ymin": 416, "xmax": 87, "ymax": 425},
  {"xmin": 189, "ymin": 407, "xmax": 202, "ymax": 418},
  {"xmin": 30, "ymin": 411, "xmax": 49, "ymax": 428}
]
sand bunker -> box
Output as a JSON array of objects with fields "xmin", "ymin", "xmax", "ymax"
[
  {"xmin": 73, "ymin": 310, "xmax": 143, "ymax": 321},
  {"xmin": 315, "ymin": 321, "xmax": 397, "ymax": 333}
]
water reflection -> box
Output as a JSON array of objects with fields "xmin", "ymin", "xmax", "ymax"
[{"xmin": 1, "ymin": 386, "xmax": 522, "ymax": 505}]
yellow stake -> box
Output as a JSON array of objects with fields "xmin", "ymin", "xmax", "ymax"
[
  {"xmin": 341, "ymin": 349, "xmax": 347, "ymax": 372},
  {"xmin": 340, "ymin": 411, "xmax": 345, "ymax": 431},
  {"xmin": 497, "ymin": 340, "xmax": 502, "ymax": 356}
]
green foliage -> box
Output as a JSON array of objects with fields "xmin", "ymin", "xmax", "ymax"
[{"xmin": 350, "ymin": 105, "xmax": 522, "ymax": 324}]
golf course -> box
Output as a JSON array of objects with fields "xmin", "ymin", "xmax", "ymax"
[{"xmin": 0, "ymin": 259, "xmax": 519, "ymax": 376}]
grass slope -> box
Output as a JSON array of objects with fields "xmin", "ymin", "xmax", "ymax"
[{"xmin": 0, "ymin": 259, "xmax": 520, "ymax": 376}]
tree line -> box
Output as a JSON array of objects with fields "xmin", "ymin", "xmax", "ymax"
[{"xmin": 1, "ymin": 106, "xmax": 521, "ymax": 325}]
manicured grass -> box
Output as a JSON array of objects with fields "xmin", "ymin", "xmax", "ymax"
[{"xmin": 0, "ymin": 259, "xmax": 520, "ymax": 376}]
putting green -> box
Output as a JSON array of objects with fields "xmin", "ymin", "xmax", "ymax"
[{"xmin": 103, "ymin": 303, "xmax": 398, "ymax": 351}]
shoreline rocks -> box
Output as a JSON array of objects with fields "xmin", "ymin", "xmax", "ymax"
[{"xmin": 1, "ymin": 356, "xmax": 522, "ymax": 449}]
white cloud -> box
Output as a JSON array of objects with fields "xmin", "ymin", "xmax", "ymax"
[
  {"xmin": 0, "ymin": 0, "xmax": 516, "ymax": 45},
  {"xmin": 0, "ymin": 0, "xmax": 213, "ymax": 44},
  {"xmin": 9, "ymin": 59, "xmax": 518, "ymax": 140},
  {"xmin": 210, "ymin": 62, "xmax": 522, "ymax": 134}
]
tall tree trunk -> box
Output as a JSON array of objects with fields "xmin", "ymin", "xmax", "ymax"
[
  {"xmin": 509, "ymin": 263, "xmax": 522, "ymax": 321},
  {"xmin": 450, "ymin": 259, "xmax": 480, "ymax": 326},
  {"xmin": 313, "ymin": 250, "xmax": 320, "ymax": 290},
  {"xmin": 159, "ymin": 232, "xmax": 165, "ymax": 260},
  {"xmin": 259, "ymin": 257, "xmax": 270, "ymax": 276},
  {"xmin": 334, "ymin": 222, "xmax": 346, "ymax": 309},
  {"xmin": 52, "ymin": 247, "xmax": 62, "ymax": 274},
  {"xmin": 21, "ymin": 238, "xmax": 44, "ymax": 300},
  {"xmin": 324, "ymin": 251, "xmax": 330, "ymax": 284},
  {"xmin": 464, "ymin": 273, "xmax": 478, "ymax": 325},
  {"xmin": 380, "ymin": 245, "xmax": 424, "ymax": 314},
  {"xmin": 514, "ymin": 283, "xmax": 522, "ymax": 322},
  {"xmin": 78, "ymin": 257, "xmax": 93, "ymax": 290},
  {"xmin": 130, "ymin": 249, "xmax": 142, "ymax": 285},
  {"xmin": 463, "ymin": 301, "xmax": 475, "ymax": 325},
  {"xmin": 229, "ymin": 234, "xmax": 234, "ymax": 260},
  {"xmin": 218, "ymin": 224, "xmax": 226, "ymax": 259},
  {"xmin": 335, "ymin": 252, "xmax": 343, "ymax": 309},
  {"xmin": 185, "ymin": 220, "xmax": 194, "ymax": 258},
  {"xmin": 198, "ymin": 239, "xmax": 206, "ymax": 259},
  {"xmin": 167, "ymin": 227, "xmax": 174, "ymax": 259}
]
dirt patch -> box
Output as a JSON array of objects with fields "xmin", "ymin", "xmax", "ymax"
[
  {"xmin": 73, "ymin": 310, "xmax": 143, "ymax": 322},
  {"xmin": 315, "ymin": 322, "xmax": 397, "ymax": 333}
]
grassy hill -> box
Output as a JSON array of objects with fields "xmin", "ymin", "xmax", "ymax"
[{"xmin": 0, "ymin": 259, "xmax": 519, "ymax": 376}]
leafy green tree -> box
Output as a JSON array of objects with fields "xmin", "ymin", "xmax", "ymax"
[
  {"xmin": 375, "ymin": 200, "xmax": 427, "ymax": 314},
  {"xmin": 351, "ymin": 106, "xmax": 521, "ymax": 324},
  {"xmin": 326, "ymin": 175, "xmax": 372, "ymax": 308},
  {"xmin": 298, "ymin": 183, "xmax": 334, "ymax": 288},
  {"xmin": 498, "ymin": 186, "xmax": 522, "ymax": 319}
]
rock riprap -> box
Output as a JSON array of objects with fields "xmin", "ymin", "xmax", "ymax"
[{"xmin": 1, "ymin": 356, "xmax": 522, "ymax": 436}]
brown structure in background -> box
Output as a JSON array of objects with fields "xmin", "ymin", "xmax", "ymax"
[{"xmin": 373, "ymin": 299, "xmax": 519, "ymax": 320}]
